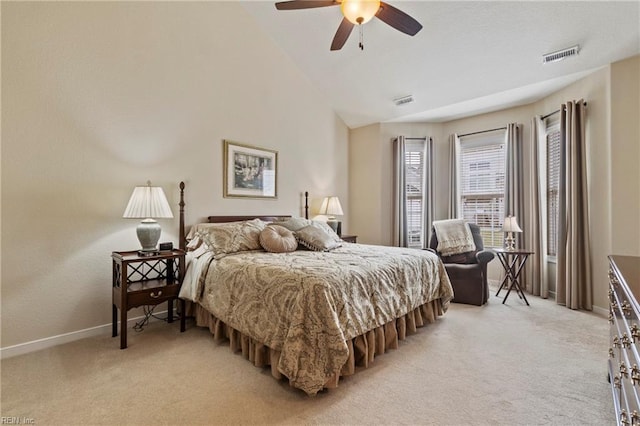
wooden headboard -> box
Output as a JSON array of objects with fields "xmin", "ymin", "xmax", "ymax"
[
  {"xmin": 177, "ymin": 182, "xmax": 309, "ymax": 251},
  {"xmin": 207, "ymin": 215, "xmax": 292, "ymax": 223},
  {"xmin": 179, "ymin": 182, "xmax": 186, "ymax": 251}
]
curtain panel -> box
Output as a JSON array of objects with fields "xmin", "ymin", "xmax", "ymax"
[
  {"xmin": 422, "ymin": 138, "xmax": 435, "ymax": 248},
  {"xmin": 393, "ymin": 137, "xmax": 408, "ymax": 247},
  {"xmin": 505, "ymin": 123, "xmax": 524, "ymax": 248},
  {"xmin": 526, "ymin": 116, "xmax": 549, "ymax": 298},
  {"xmin": 392, "ymin": 136, "xmax": 434, "ymax": 249},
  {"xmin": 447, "ymin": 134, "xmax": 460, "ymax": 219},
  {"xmin": 556, "ymin": 100, "xmax": 592, "ymax": 310}
]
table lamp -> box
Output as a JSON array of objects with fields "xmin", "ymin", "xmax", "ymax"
[
  {"xmin": 502, "ymin": 215, "xmax": 522, "ymax": 251},
  {"xmin": 319, "ymin": 196, "xmax": 344, "ymax": 236},
  {"xmin": 123, "ymin": 181, "xmax": 174, "ymax": 253}
]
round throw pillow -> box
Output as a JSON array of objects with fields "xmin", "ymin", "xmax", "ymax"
[{"xmin": 259, "ymin": 225, "xmax": 298, "ymax": 253}]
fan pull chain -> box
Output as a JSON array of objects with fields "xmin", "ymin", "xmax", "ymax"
[{"xmin": 358, "ymin": 25, "xmax": 364, "ymax": 50}]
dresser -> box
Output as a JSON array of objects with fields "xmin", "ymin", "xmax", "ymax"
[{"xmin": 609, "ymin": 255, "xmax": 640, "ymax": 425}]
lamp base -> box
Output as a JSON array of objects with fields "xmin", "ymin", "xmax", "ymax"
[
  {"xmin": 137, "ymin": 218, "xmax": 162, "ymax": 252},
  {"xmin": 504, "ymin": 232, "xmax": 516, "ymax": 250}
]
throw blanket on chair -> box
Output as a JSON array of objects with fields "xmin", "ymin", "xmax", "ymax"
[{"xmin": 433, "ymin": 219, "xmax": 476, "ymax": 256}]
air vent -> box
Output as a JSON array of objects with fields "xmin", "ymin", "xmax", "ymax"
[
  {"xmin": 542, "ymin": 45, "xmax": 580, "ymax": 64},
  {"xmin": 394, "ymin": 95, "xmax": 414, "ymax": 106}
]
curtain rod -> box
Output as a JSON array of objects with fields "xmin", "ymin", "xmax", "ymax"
[
  {"xmin": 541, "ymin": 109, "xmax": 560, "ymax": 120},
  {"xmin": 458, "ymin": 126, "xmax": 506, "ymax": 138},
  {"xmin": 542, "ymin": 101, "xmax": 588, "ymax": 120}
]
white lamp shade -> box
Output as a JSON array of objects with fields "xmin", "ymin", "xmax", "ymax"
[
  {"xmin": 341, "ymin": 0, "xmax": 381, "ymax": 25},
  {"xmin": 319, "ymin": 196, "xmax": 344, "ymax": 217},
  {"xmin": 502, "ymin": 216, "xmax": 522, "ymax": 233},
  {"xmin": 123, "ymin": 184, "xmax": 173, "ymax": 219},
  {"xmin": 123, "ymin": 183, "xmax": 173, "ymax": 252}
]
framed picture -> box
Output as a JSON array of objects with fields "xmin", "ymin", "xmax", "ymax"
[{"xmin": 223, "ymin": 140, "xmax": 277, "ymax": 199}]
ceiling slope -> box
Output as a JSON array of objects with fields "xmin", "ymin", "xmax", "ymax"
[{"xmin": 242, "ymin": 1, "xmax": 640, "ymax": 128}]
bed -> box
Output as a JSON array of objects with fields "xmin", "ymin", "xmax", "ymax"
[{"xmin": 176, "ymin": 183, "xmax": 454, "ymax": 395}]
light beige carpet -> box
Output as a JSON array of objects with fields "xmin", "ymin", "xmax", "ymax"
[{"xmin": 1, "ymin": 291, "xmax": 612, "ymax": 425}]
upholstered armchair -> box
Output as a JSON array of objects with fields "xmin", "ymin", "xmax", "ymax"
[{"xmin": 428, "ymin": 223, "xmax": 495, "ymax": 306}]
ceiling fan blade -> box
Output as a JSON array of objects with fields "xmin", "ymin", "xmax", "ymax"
[
  {"xmin": 331, "ymin": 18, "xmax": 355, "ymax": 51},
  {"xmin": 376, "ymin": 1, "xmax": 423, "ymax": 36},
  {"xmin": 275, "ymin": 1, "xmax": 338, "ymax": 10}
]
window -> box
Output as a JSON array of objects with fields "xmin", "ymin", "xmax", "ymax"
[
  {"xmin": 458, "ymin": 133, "xmax": 506, "ymax": 248},
  {"xmin": 405, "ymin": 140, "xmax": 424, "ymax": 249},
  {"xmin": 546, "ymin": 123, "xmax": 561, "ymax": 257}
]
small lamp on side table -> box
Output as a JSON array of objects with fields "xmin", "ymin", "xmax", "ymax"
[
  {"xmin": 502, "ymin": 215, "xmax": 522, "ymax": 251},
  {"xmin": 123, "ymin": 181, "xmax": 174, "ymax": 254},
  {"xmin": 319, "ymin": 196, "xmax": 344, "ymax": 236}
]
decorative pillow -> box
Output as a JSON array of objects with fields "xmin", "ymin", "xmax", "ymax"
[
  {"xmin": 198, "ymin": 219, "xmax": 266, "ymax": 259},
  {"xmin": 259, "ymin": 225, "xmax": 298, "ymax": 253},
  {"xmin": 295, "ymin": 225, "xmax": 342, "ymax": 252},
  {"xmin": 313, "ymin": 220, "xmax": 343, "ymax": 244},
  {"xmin": 278, "ymin": 217, "xmax": 343, "ymax": 244},
  {"xmin": 277, "ymin": 217, "xmax": 312, "ymax": 232}
]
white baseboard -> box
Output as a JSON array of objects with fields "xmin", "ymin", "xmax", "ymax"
[{"xmin": 0, "ymin": 311, "xmax": 169, "ymax": 359}]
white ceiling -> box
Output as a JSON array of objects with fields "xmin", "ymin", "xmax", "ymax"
[{"xmin": 241, "ymin": 0, "xmax": 640, "ymax": 129}]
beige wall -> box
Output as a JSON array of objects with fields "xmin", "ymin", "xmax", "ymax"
[
  {"xmin": 531, "ymin": 59, "xmax": 640, "ymax": 309},
  {"xmin": 349, "ymin": 122, "xmax": 443, "ymax": 245},
  {"xmin": 610, "ymin": 55, "xmax": 640, "ymax": 255},
  {"xmin": 1, "ymin": 2, "xmax": 349, "ymax": 348},
  {"xmin": 441, "ymin": 104, "xmax": 535, "ymax": 238},
  {"xmin": 2, "ymin": 2, "xmax": 637, "ymax": 351},
  {"xmin": 349, "ymin": 56, "xmax": 640, "ymax": 312},
  {"xmin": 440, "ymin": 105, "xmax": 536, "ymax": 284},
  {"xmin": 349, "ymin": 123, "xmax": 382, "ymax": 244},
  {"xmin": 533, "ymin": 66, "xmax": 611, "ymax": 308}
]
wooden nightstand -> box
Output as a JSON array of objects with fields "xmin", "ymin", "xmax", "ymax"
[
  {"xmin": 112, "ymin": 249, "xmax": 186, "ymax": 349},
  {"xmin": 341, "ymin": 235, "xmax": 357, "ymax": 243}
]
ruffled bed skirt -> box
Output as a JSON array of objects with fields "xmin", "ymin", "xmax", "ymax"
[{"xmin": 193, "ymin": 299, "xmax": 446, "ymax": 392}]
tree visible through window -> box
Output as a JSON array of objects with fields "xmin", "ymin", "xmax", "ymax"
[{"xmin": 458, "ymin": 137, "xmax": 506, "ymax": 248}]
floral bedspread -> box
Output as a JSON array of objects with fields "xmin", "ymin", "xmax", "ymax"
[{"xmin": 194, "ymin": 243, "xmax": 453, "ymax": 395}]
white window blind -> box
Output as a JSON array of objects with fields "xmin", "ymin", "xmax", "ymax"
[
  {"xmin": 405, "ymin": 140, "xmax": 424, "ymax": 249},
  {"xmin": 459, "ymin": 136, "xmax": 506, "ymax": 248},
  {"xmin": 546, "ymin": 128, "xmax": 561, "ymax": 257}
]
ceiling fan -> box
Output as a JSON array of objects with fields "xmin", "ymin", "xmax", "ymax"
[{"xmin": 274, "ymin": 0, "xmax": 423, "ymax": 51}]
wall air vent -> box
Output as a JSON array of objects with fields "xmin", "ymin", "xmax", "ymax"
[
  {"xmin": 542, "ymin": 45, "xmax": 580, "ymax": 64},
  {"xmin": 394, "ymin": 95, "xmax": 414, "ymax": 106}
]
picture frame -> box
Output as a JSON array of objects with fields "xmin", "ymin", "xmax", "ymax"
[{"xmin": 223, "ymin": 140, "xmax": 278, "ymax": 199}]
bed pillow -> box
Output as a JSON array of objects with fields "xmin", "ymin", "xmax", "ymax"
[
  {"xmin": 278, "ymin": 217, "xmax": 343, "ymax": 244},
  {"xmin": 276, "ymin": 217, "xmax": 312, "ymax": 232},
  {"xmin": 186, "ymin": 222, "xmax": 229, "ymax": 248},
  {"xmin": 313, "ymin": 221, "xmax": 343, "ymax": 244},
  {"xmin": 198, "ymin": 219, "xmax": 266, "ymax": 259},
  {"xmin": 295, "ymin": 225, "xmax": 342, "ymax": 252},
  {"xmin": 259, "ymin": 225, "xmax": 298, "ymax": 253}
]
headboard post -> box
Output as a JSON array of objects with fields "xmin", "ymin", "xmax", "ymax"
[
  {"xmin": 179, "ymin": 181, "xmax": 185, "ymax": 251},
  {"xmin": 305, "ymin": 191, "xmax": 309, "ymax": 220}
]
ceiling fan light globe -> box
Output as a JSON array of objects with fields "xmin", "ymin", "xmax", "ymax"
[{"xmin": 341, "ymin": 0, "xmax": 380, "ymax": 25}]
